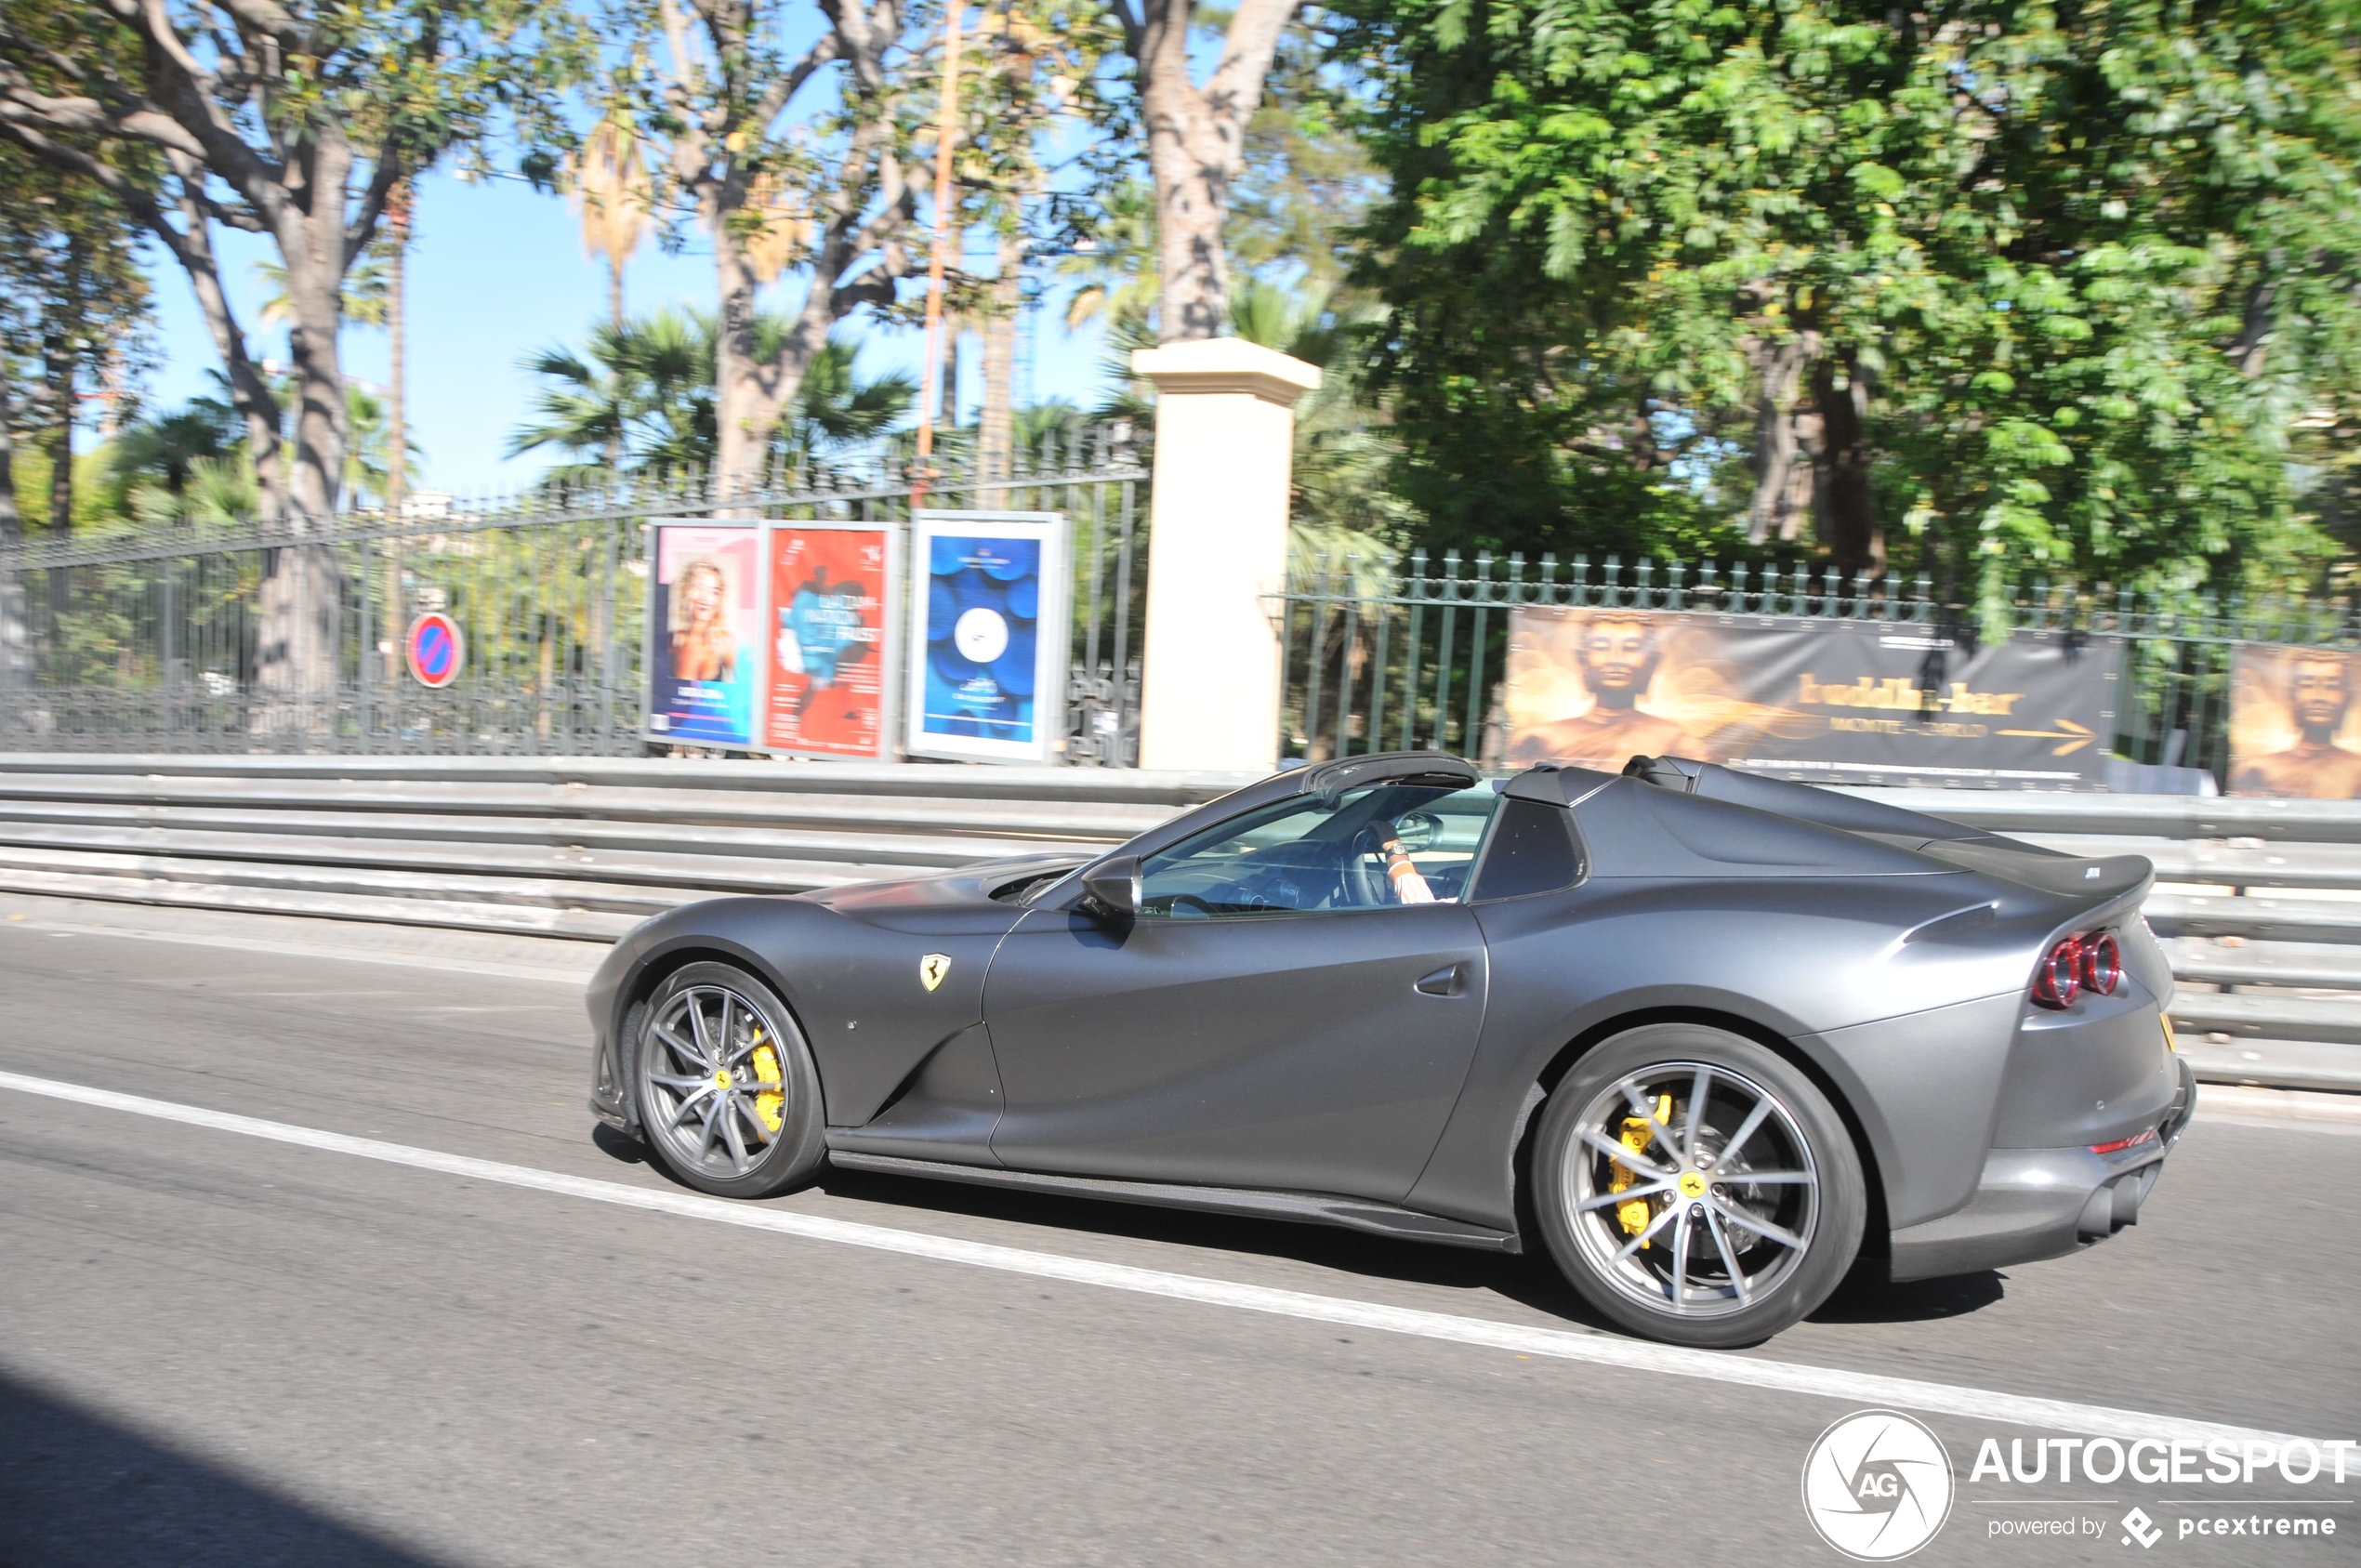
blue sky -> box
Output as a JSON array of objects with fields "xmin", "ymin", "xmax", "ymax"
[{"xmin": 140, "ymin": 166, "xmax": 1117, "ymax": 497}]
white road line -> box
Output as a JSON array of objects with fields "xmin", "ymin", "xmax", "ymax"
[
  {"xmin": 0, "ymin": 917, "xmax": 595, "ymax": 984},
  {"xmin": 0, "ymin": 1068, "xmax": 2320, "ymax": 1450}
]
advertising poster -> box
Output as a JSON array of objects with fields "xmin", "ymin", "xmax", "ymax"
[
  {"xmin": 1504, "ymin": 609, "xmax": 2118, "ymax": 789},
  {"xmin": 2228, "ymin": 643, "xmax": 2361, "ymax": 798},
  {"xmin": 760, "ymin": 522, "xmax": 895, "ymax": 758},
  {"xmin": 644, "ymin": 522, "xmax": 760, "ymax": 747},
  {"xmin": 906, "ymin": 511, "xmax": 1071, "ymax": 764}
]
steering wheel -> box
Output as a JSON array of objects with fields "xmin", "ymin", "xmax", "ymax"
[{"xmin": 1347, "ymin": 823, "xmax": 1398, "ymax": 907}]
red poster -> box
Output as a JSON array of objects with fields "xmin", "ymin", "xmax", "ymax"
[{"xmin": 762, "ymin": 525, "xmax": 890, "ymax": 757}]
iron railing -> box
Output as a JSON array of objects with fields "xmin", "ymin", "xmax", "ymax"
[
  {"xmin": 0, "ymin": 429, "xmax": 1149, "ymax": 761},
  {"xmin": 1278, "ymin": 552, "xmax": 2361, "ymax": 790}
]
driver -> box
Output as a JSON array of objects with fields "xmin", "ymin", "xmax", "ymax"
[{"xmin": 1377, "ymin": 822, "xmax": 1437, "ymax": 904}]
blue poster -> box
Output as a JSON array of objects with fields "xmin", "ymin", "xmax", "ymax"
[{"xmin": 920, "ymin": 534, "xmax": 1042, "ymax": 745}]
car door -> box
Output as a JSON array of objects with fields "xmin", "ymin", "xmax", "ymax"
[{"xmin": 982, "ymin": 780, "xmax": 1499, "ymax": 1202}]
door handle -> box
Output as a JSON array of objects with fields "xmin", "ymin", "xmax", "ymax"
[{"xmin": 1415, "ymin": 963, "xmax": 1465, "ymax": 997}]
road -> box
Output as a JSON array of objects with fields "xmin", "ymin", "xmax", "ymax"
[{"xmin": 1, "ymin": 891, "xmax": 2354, "ymax": 1567}]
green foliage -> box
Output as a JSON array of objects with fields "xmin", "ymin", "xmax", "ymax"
[
  {"xmin": 0, "ymin": 123, "xmax": 153, "ymax": 532},
  {"xmin": 1227, "ymin": 9, "xmax": 1391, "ymax": 296},
  {"xmin": 2, "ymin": 0, "xmax": 588, "ymax": 522},
  {"xmin": 509, "ymin": 310, "xmax": 915, "ymax": 480},
  {"xmin": 1231, "ymin": 278, "xmax": 1419, "ymax": 567},
  {"xmin": 1336, "ymin": 0, "xmax": 2361, "ymax": 597},
  {"xmin": 107, "ymin": 399, "xmax": 239, "ymax": 498}
]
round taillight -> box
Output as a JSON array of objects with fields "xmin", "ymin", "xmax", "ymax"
[
  {"xmin": 2080, "ymin": 932, "xmax": 2122, "ymax": 996},
  {"xmin": 2032, "ymin": 936, "xmax": 2083, "ymax": 1010}
]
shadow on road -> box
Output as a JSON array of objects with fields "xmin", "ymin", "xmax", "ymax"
[
  {"xmin": 1812, "ymin": 1267, "xmax": 2007, "ymax": 1324},
  {"xmin": 589, "ymin": 1130, "xmax": 2011, "ymax": 1338},
  {"xmin": 590, "ymin": 1122, "xmax": 649, "ymax": 1164},
  {"xmin": 0, "ymin": 1370, "xmax": 446, "ymax": 1568}
]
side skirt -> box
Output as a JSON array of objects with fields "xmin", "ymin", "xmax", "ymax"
[{"xmin": 823, "ymin": 1148, "xmax": 1522, "ymax": 1254}]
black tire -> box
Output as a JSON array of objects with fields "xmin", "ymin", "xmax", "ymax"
[
  {"xmin": 632, "ymin": 961, "xmax": 826, "ymax": 1199},
  {"xmin": 1533, "ymin": 1023, "xmax": 1865, "ymax": 1348}
]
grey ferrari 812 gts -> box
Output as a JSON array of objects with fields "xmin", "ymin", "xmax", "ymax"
[{"xmin": 588, "ymin": 751, "xmax": 2193, "ymax": 1347}]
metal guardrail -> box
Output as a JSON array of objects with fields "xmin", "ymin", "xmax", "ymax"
[
  {"xmin": 0, "ymin": 756, "xmax": 2349, "ymax": 1092},
  {"xmin": 0, "ymin": 755, "xmax": 1255, "ymax": 940}
]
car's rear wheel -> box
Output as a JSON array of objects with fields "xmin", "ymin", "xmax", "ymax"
[
  {"xmin": 633, "ymin": 962, "xmax": 825, "ymax": 1199},
  {"xmin": 1533, "ymin": 1024, "xmax": 1864, "ymax": 1348}
]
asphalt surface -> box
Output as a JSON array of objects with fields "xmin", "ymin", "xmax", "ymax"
[{"xmin": 1, "ymin": 892, "xmax": 2354, "ymax": 1567}]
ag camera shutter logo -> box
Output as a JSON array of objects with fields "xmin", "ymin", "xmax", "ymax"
[{"xmin": 1801, "ymin": 1410, "xmax": 1955, "ymax": 1561}]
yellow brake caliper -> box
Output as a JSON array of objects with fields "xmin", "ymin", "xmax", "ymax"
[
  {"xmin": 750, "ymin": 1027, "xmax": 785, "ymax": 1136},
  {"xmin": 1611, "ymin": 1093, "xmax": 1674, "ymax": 1247}
]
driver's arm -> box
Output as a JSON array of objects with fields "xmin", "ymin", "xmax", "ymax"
[{"xmin": 1378, "ymin": 824, "xmax": 1437, "ymax": 904}]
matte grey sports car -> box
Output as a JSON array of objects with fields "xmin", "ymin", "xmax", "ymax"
[{"xmin": 588, "ymin": 751, "xmax": 2194, "ymax": 1347}]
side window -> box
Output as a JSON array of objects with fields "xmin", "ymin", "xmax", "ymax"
[
  {"xmin": 1471, "ymin": 797, "xmax": 1585, "ymax": 902},
  {"xmin": 1138, "ymin": 783, "xmax": 1502, "ymax": 917}
]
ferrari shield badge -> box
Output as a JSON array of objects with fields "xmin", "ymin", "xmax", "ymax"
[{"xmin": 918, "ymin": 953, "xmax": 951, "ymax": 992}]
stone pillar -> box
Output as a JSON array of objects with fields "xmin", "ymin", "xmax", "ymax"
[{"xmin": 1130, "ymin": 338, "xmax": 1320, "ymax": 773}]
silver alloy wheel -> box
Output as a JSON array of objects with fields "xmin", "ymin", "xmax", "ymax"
[
  {"xmin": 641, "ymin": 983, "xmax": 791, "ymax": 1180},
  {"xmin": 1561, "ymin": 1060, "xmax": 1822, "ymax": 1319}
]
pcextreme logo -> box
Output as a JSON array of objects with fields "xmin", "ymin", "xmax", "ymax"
[{"xmin": 1802, "ymin": 1410, "xmax": 1957, "ymax": 1561}]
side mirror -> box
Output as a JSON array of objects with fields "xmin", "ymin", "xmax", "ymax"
[{"xmin": 1081, "ymin": 854, "xmax": 1141, "ymax": 918}]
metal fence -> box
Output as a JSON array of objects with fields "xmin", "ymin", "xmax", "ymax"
[
  {"xmin": 1278, "ymin": 552, "xmax": 2361, "ymax": 790},
  {"xmin": 0, "ymin": 429, "xmax": 1149, "ymax": 762}
]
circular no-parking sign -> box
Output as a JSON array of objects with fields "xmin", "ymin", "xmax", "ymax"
[{"xmin": 405, "ymin": 612, "xmax": 464, "ymax": 689}]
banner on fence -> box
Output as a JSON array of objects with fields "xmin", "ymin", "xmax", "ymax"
[
  {"xmin": 759, "ymin": 521, "xmax": 897, "ymax": 759},
  {"xmin": 645, "ymin": 522, "xmax": 760, "ymax": 747},
  {"xmin": 2228, "ymin": 643, "xmax": 2361, "ymax": 798},
  {"xmin": 1503, "ymin": 609, "xmax": 2117, "ymax": 789},
  {"xmin": 906, "ymin": 510, "xmax": 1071, "ymax": 764}
]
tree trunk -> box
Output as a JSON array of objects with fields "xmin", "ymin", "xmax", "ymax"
[
  {"xmin": 1747, "ymin": 336, "xmax": 1812, "ymax": 544},
  {"xmin": 41, "ymin": 268, "xmax": 76, "ymax": 537},
  {"xmin": 254, "ymin": 154, "xmax": 354, "ymax": 731},
  {"xmin": 0, "ymin": 368, "xmax": 24, "ymax": 710},
  {"xmin": 1809, "ymin": 351, "xmax": 1878, "ymax": 573},
  {"xmin": 387, "ymin": 196, "xmax": 408, "ymax": 520},
  {"xmin": 712, "ymin": 206, "xmax": 835, "ymax": 499},
  {"xmin": 606, "ymin": 257, "xmax": 626, "ymax": 477},
  {"xmin": 0, "ymin": 369, "xmax": 17, "ymax": 537},
  {"xmin": 384, "ymin": 192, "xmax": 410, "ymax": 685},
  {"xmin": 169, "ymin": 172, "xmax": 286, "ymax": 525},
  {"xmin": 1130, "ymin": 0, "xmax": 1299, "ymax": 342},
  {"xmin": 712, "ymin": 215, "xmax": 771, "ymax": 494},
  {"xmin": 1141, "ymin": 76, "xmax": 1234, "ymax": 342},
  {"xmin": 42, "ymin": 367, "xmax": 71, "ymax": 537},
  {"xmin": 978, "ymin": 224, "xmax": 1022, "ymax": 479},
  {"xmin": 943, "ymin": 313, "xmax": 962, "ymax": 432}
]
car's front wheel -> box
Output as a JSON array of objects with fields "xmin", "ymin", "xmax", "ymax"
[
  {"xmin": 1533, "ymin": 1024, "xmax": 1864, "ymax": 1348},
  {"xmin": 633, "ymin": 961, "xmax": 826, "ymax": 1199}
]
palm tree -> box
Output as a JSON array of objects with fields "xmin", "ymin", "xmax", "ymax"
[
  {"xmin": 342, "ymin": 384, "xmax": 419, "ymax": 506},
  {"xmin": 108, "ymin": 398, "xmax": 239, "ymax": 497},
  {"xmin": 509, "ymin": 309, "xmax": 913, "ymax": 484},
  {"xmin": 126, "ymin": 450, "xmax": 258, "ymax": 528},
  {"xmin": 571, "ymin": 115, "xmax": 654, "ymax": 340}
]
